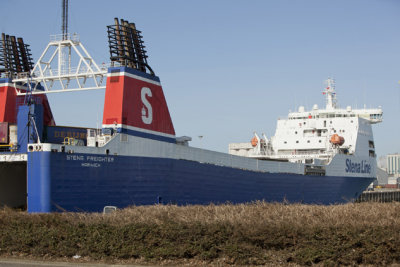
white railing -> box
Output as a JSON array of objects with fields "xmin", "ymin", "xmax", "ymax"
[
  {"xmin": 276, "ymin": 150, "xmax": 328, "ymax": 156},
  {"xmin": 31, "ymin": 65, "xmax": 107, "ymax": 78},
  {"xmin": 50, "ymin": 33, "xmax": 80, "ymax": 42}
]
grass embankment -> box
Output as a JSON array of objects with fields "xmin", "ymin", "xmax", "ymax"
[{"xmin": 1, "ymin": 202, "xmax": 400, "ymax": 266}]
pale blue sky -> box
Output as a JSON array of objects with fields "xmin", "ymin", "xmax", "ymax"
[{"xmin": 2, "ymin": 0, "xmax": 400, "ymax": 157}]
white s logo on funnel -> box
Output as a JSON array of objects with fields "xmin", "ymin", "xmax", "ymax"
[{"xmin": 141, "ymin": 87, "xmax": 153, "ymax": 124}]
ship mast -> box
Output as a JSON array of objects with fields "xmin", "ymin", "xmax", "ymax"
[
  {"xmin": 324, "ymin": 78, "xmax": 337, "ymax": 110},
  {"xmin": 62, "ymin": 0, "xmax": 69, "ymax": 40}
]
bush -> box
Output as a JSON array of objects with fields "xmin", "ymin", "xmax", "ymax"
[{"xmin": 1, "ymin": 202, "xmax": 400, "ymax": 266}]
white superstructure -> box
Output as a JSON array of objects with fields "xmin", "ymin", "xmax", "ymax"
[{"xmin": 229, "ymin": 78, "xmax": 383, "ymax": 167}]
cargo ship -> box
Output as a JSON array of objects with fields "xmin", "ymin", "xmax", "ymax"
[{"xmin": 0, "ymin": 18, "xmax": 380, "ymax": 212}]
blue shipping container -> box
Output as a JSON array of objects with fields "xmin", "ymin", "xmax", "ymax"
[{"xmin": 44, "ymin": 126, "xmax": 89, "ymax": 145}]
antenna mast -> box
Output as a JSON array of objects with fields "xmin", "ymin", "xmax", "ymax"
[
  {"xmin": 62, "ymin": 0, "xmax": 69, "ymax": 40},
  {"xmin": 324, "ymin": 78, "xmax": 337, "ymax": 110}
]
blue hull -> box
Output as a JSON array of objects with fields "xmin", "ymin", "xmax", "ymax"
[{"xmin": 27, "ymin": 151, "xmax": 374, "ymax": 212}]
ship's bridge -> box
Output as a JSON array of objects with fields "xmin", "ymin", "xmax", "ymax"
[
  {"xmin": 351, "ymin": 107, "xmax": 383, "ymax": 124},
  {"xmin": 287, "ymin": 106, "xmax": 383, "ymax": 124},
  {"xmin": 287, "ymin": 77, "xmax": 383, "ymax": 125}
]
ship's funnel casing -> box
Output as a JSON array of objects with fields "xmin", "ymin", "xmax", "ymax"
[
  {"xmin": 102, "ymin": 67, "xmax": 176, "ymax": 143},
  {"xmin": 0, "ymin": 79, "xmax": 55, "ymax": 126},
  {"xmin": 0, "ymin": 79, "xmax": 18, "ymax": 123}
]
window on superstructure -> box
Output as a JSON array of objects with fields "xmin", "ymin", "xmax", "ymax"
[
  {"xmin": 284, "ymin": 141, "xmax": 287, "ymax": 144},
  {"xmin": 369, "ymin": 141, "xmax": 374, "ymax": 148},
  {"xmin": 369, "ymin": 150, "xmax": 375, "ymax": 157},
  {"xmin": 296, "ymin": 141, "xmax": 299, "ymax": 143},
  {"xmin": 295, "ymin": 131, "xmax": 298, "ymax": 134},
  {"xmin": 319, "ymin": 140, "xmax": 322, "ymax": 143},
  {"xmin": 324, "ymin": 121, "xmax": 326, "ymax": 127},
  {"xmin": 307, "ymin": 140, "xmax": 310, "ymax": 143}
]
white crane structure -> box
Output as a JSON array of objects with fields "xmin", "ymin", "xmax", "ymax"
[
  {"xmin": 12, "ymin": 33, "xmax": 107, "ymax": 95},
  {"xmin": 12, "ymin": 0, "xmax": 108, "ymax": 95}
]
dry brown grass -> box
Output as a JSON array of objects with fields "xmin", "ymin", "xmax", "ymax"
[{"xmin": 1, "ymin": 202, "xmax": 400, "ymax": 266}]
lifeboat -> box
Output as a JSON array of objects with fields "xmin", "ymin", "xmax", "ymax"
[
  {"xmin": 330, "ymin": 134, "xmax": 345, "ymax": 146},
  {"xmin": 251, "ymin": 136, "xmax": 258, "ymax": 147}
]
